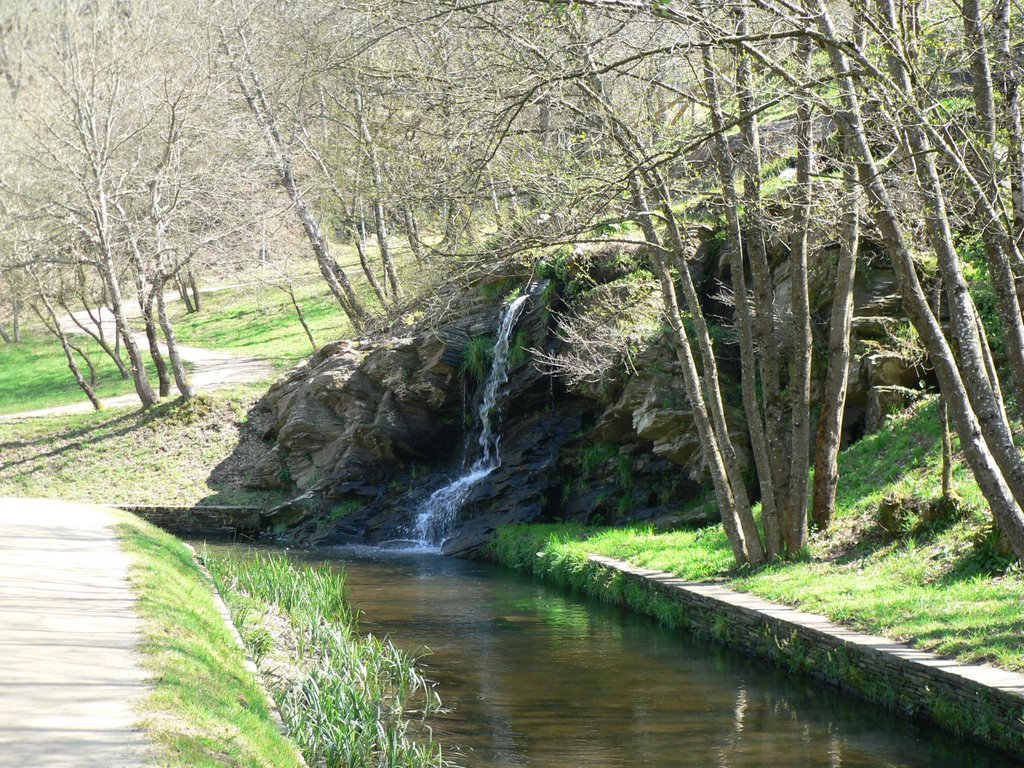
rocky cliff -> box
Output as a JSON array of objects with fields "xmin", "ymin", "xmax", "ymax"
[{"xmin": 243, "ymin": 240, "xmax": 932, "ymax": 554}]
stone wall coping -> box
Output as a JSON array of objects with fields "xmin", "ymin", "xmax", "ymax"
[{"xmin": 588, "ymin": 554, "xmax": 1024, "ymax": 700}]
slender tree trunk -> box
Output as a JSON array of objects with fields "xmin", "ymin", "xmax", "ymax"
[
  {"xmin": 735, "ymin": 9, "xmax": 790, "ymax": 536},
  {"xmin": 187, "ymin": 268, "xmax": 201, "ymax": 312},
  {"xmin": 356, "ymin": 212, "xmax": 389, "ymax": 305},
  {"xmin": 993, "ymin": 0, "xmax": 1024, "ymax": 250},
  {"xmin": 156, "ymin": 280, "xmax": 193, "ymax": 400},
  {"xmin": 811, "ymin": 0, "xmax": 1024, "ymax": 558},
  {"xmin": 285, "ymin": 286, "xmax": 317, "ymax": 352},
  {"xmin": 11, "ymin": 298, "xmax": 20, "ymax": 342},
  {"xmin": 403, "ymin": 206, "xmax": 426, "ymax": 264},
  {"xmin": 61, "ymin": 295, "xmax": 130, "ymax": 380},
  {"xmin": 229, "ymin": 37, "xmax": 367, "ymax": 330},
  {"xmin": 960, "ymin": 0, "xmax": 1024, "ymax": 409},
  {"xmin": 354, "ymin": 89, "xmax": 402, "ymax": 301},
  {"xmin": 96, "ymin": 246, "xmax": 155, "ymax": 408},
  {"xmin": 701, "ymin": 40, "xmax": 783, "ymax": 558},
  {"xmin": 876, "ymin": 0, "xmax": 1024, "ymax": 511},
  {"xmin": 142, "ymin": 291, "xmax": 171, "ymax": 398},
  {"xmin": 0, "ymin": 325, "xmax": 10, "ymax": 344},
  {"xmin": 785, "ymin": 35, "xmax": 815, "ymax": 552},
  {"xmin": 176, "ymin": 274, "xmax": 195, "ymax": 313},
  {"xmin": 812, "ymin": 156, "xmax": 859, "ymax": 530},
  {"xmin": 29, "ymin": 291, "xmax": 101, "ymax": 411}
]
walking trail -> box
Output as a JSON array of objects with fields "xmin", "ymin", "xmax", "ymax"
[
  {"xmin": 3, "ymin": 287, "xmax": 274, "ymax": 420},
  {"xmin": 0, "ymin": 497, "xmax": 151, "ymax": 767}
]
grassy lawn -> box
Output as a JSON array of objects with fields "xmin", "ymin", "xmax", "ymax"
[
  {"xmin": 491, "ymin": 398, "xmax": 1024, "ymax": 672},
  {"xmin": 167, "ymin": 278, "xmax": 353, "ymax": 367},
  {"xmin": 0, "ymin": 393, "xmax": 286, "ymax": 508},
  {"xmin": 0, "ymin": 333, "xmax": 171, "ymax": 416},
  {"xmin": 115, "ymin": 512, "xmax": 305, "ymax": 767}
]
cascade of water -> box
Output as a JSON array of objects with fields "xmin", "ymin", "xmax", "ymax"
[{"xmin": 412, "ymin": 294, "xmax": 530, "ymax": 549}]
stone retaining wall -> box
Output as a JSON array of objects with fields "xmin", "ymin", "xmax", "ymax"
[
  {"xmin": 105, "ymin": 505, "xmax": 263, "ymax": 539},
  {"xmin": 586, "ymin": 555, "xmax": 1024, "ymax": 757}
]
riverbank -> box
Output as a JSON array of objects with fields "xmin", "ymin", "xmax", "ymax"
[
  {"xmin": 488, "ymin": 401, "xmax": 1024, "ymax": 755},
  {"xmin": 114, "ymin": 511, "xmax": 305, "ymax": 766},
  {"xmin": 205, "ymin": 551, "xmax": 449, "ymax": 768}
]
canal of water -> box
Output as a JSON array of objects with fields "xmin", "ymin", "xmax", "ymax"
[{"xmin": 229, "ymin": 544, "xmax": 1020, "ymax": 767}]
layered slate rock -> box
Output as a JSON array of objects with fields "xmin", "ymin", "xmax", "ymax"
[{"xmin": 243, "ymin": 240, "xmax": 930, "ymax": 553}]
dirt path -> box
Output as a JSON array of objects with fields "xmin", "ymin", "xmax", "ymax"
[
  {"xmin": 0, "ymin": 497, "xmax": 151, "ymax": 767},
  {"xmin": 3, "ymin": 291, "xmax": 275, "ymax": 420}
]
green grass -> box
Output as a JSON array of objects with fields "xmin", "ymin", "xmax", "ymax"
[
  {"xmin": 0, "ymin": 333, "xmax": 172, "ymax": 415},
  {"xmin": 206, "ymin": 552, "xmax": 449, "ymax": 768},
  {"xmin": 0, "ymin": 393, "xmax": 286, "ymax": 508},
  {"xmin": 491, "ymin": 398, "xmax": 1024, "ymax": 671},
  {"xmin": 167, "ymin": 279, "xmax": 354, "ymax": 368},
  {"xmin": 114, "ymin": 513, "xmax": 304, "ymax": 767}
]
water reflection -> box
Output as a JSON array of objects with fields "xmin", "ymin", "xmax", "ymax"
[{"xmin": 250, "ymin": 545, "xmax": 1021, "ymax": 768}]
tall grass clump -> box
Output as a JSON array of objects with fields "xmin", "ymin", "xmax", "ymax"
[{"xmin": 207, "ymin": 552, "xmax": 450, "ymax": 768}]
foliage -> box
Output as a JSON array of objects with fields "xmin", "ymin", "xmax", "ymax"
[
  {"xmin": 207, "ymin": 552, "xmax": 449, "ymax": 768},
  {"xmin": 508, "ymin": 329, "xmax": 529, "ymax": 367},
  {"xmin": 115, "ymin": 513, "xmax": 304, "ymax": 767},
  {"xmin": 460, "ymin": 335, "xmax": 494, "ymax": 381}
]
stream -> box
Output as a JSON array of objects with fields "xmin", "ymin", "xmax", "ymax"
[{"xmin": 222, "ymin": 543, "xmax": 1020, "ymax": 768}]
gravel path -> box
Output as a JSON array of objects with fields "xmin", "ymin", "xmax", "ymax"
[{"xmin": 0, "ymin": 497, "xmax": 151, "ymax": 767}]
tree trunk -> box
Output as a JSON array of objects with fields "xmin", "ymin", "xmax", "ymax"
[
  {"xmin": 30, "ymin": 294, "xmax": 101, "ymax": 411},
  {"xmin": 354, "ymin": 88, "xmax": 402, "ymax": 301},
  {"xmin": 355, "ymin": 227, "xmax": 389, "ymax": 306},
  {"xmin": 403, "ymin": 206, "xmax": 426, "ymax": 264},
  {"xmin": 156, "ymin": 281, "xmax": 193, "ymax": 400},
  {"xmin": 785, "ymin": 35, "xmax": 815, "ymax": 552},
  {"xmin": 187, "ymin": 268, "xmax": 201, "ymax": 312},
  {"xmin": 701, "ymin": 39, "xmax": 783, "ymax": 558},
  {"xmin": 960, "ymin": 0, "xmax": 1024, "ymax": 409},
  {"xmin": 734, "ymin": 10, "xmax": 790, "ymax": 550},
  {"xmin": 993, "ymin": 0, "xmax": 1024, "ymax": 251},
  {"xmin": 11, "ymin": 298, "xmax": 20, "ymax": 342},
  {"xmin": 230, "ymin": 41, "xmax": 367, "ymax": 330},
  {"xmin": 142, "ymin": 292, "xmax": 171, "ymax": 398},
  {"xmin": 286, "ymin": 286, "xmax": 317, "ymax": 352},
  {"xmin": 812, "ymin": 0, "xmax": 1024, "ymax": 558},
  {"xmin": 812, "ymin": 156, "xmax": 859, "ymax": 530},
  {"xmin": 0, "ymin": 325, "xmax": 10, "ymax": 344},
  {"xmin": 61, "ymin": 294, "xmax": 131, "ymax": 380}
]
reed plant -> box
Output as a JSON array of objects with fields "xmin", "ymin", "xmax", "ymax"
[{"xmin": 207, "ymin": 552, "xmax": 450, "ymax": 768}]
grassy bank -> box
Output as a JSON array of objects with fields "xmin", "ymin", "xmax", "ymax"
[
  {"xmin": 206, "ymin": 552, "xmax": 449, "ymax": 768},
  {"xmin": 0, "ymin": 393, "xmax": 283, "ymax": 508},
  {"xmin": 114, "ymin": 513, "xmax": 304, "ymax": 767},
  {"xmin": 490, "ymin": 398, "xmax": 1024, "ymax": 671}
]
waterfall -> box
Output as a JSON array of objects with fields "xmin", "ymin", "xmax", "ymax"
[{"xmin": 412, "ymin": 294, "xmax": 530, "ymax": 550}]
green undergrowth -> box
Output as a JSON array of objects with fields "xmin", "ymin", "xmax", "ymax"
[
  {"xmin": 114, "ymin": 513, "xmax": 304, "ymax": 767},
  {"xmin": 206, "ymin": 552, "xmax": 450, "ymax": 768},
  {"xmin": 491, "ymin": 398, "xmax": 1024, "ymax": 672},
  {"xmin": 0, "ymin": 392, "xmax": 285, "ymax": 508},
  {"xmin": 0, "ymin": 333, "xmax": 175, "ymax": 415}
]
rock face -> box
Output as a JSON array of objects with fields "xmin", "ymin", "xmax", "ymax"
[{"xmin": 244, "ymin": 243, "xmax": 930, "ymax": 554}]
